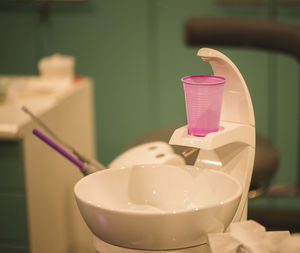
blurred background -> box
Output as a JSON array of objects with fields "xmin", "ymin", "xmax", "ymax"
[{"xmin": 0, "ymin": 0, "xmax": 300, "ymax": 252}]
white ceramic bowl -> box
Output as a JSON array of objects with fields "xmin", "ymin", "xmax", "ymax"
[{"xmin": 74, "ymin": 164, "xmax": 242, "ymax": 250}]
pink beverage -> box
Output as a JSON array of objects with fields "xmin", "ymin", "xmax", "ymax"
[{"xmin": 182, "ymin": 75, "xmax": 225, "ymax": 137}]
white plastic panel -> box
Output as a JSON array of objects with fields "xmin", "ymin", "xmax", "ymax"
[
  {"xmin": 169, "ymin": 121, "xmax": 255, "ymax": 150},
  {"xmin": 197, "ymin": 48, "xmax": 255, "ymax": 126}
]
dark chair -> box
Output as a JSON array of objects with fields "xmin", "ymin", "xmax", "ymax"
[
  {"xmin": 129, "ymin": 18, "xmax": 300, "ymax": 198},
  {"xmin": 184, "ymin": 17, "xmax": 300, "ymax": 196},
  {"xmin": 183, "ymin": 17, "xmax": 300, "ymax": 231},
  {"xmin": 185, "ymin": 18, "xmax": 300, "ymax": 61}
]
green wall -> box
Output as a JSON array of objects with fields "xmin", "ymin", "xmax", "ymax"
[
  {"xmin": 0, "ymin": 0, "xmax": 299, "ymax": 184},
  {"xmin": 0, "ymin": 141, "xmax": 29, "ymax": 252}
]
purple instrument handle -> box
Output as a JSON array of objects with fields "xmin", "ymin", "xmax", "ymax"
[{"xmin": 33, "ymin": 128, "xmax": 84, "ymax": 169}]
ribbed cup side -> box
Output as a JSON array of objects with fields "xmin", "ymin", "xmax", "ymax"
[{"xmin": 182, "ymin": 76, "xmax": 225, "ymax": 136}]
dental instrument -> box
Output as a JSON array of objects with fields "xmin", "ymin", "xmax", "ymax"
[
  {"xmin": 22, "ymin": 105, "xmax": 105, "ymax": 172},
  {"xmin": 32, "ymin": 128, "xmax": 101, "ymax": 175},
  {"xmin": 74, "ymin": 48, "xmax": 256, "ymax": 253}
]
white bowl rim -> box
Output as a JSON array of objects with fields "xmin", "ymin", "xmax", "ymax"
[{"xmin": 74, "ymin": 164, "xmax": 242, "ymax": 216}]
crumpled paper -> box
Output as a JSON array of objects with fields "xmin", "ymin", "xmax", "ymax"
[{"xmin": 207, "ymin": 220, "xmax": 291, "ymax": 253}]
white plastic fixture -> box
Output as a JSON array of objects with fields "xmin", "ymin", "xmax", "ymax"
[
  {"xmin": 108, "ymin": 142, "xmax": 185, "ymax": 168},
  {"xmin": 74, "ymin": 164, "xmax": 242, "ymax": 250},
  {"xmin": 170, "ymin": 48, "xmax": 256, "ymax": 222},
  {"xmin": 198, "ymin": 48, "xmax": 255, "ymax": 126},
  {"xmin": 73, "ymin": 48, "xmax": 256, "ymax": 253}
]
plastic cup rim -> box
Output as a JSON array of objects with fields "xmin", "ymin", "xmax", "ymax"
[{"xmin": 181, "ymin": 75, "xmax": 226, "ymax": 86}]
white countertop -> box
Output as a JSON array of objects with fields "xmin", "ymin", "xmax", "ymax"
[{"xmin": 0, "ymin": 76, "xmax": 90, "ymax": 139}]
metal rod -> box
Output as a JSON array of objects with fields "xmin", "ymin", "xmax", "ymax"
[
  {"xmin": 22, "ymin": 106, "xmax": 89, "ymax": 163},
  {"xmin": 33, "ymin": 128, "xmax": 84, "ymax": 169},
  {"xmin": 182, "ymin": 147, "xmax": 198, "ymax": 158}
]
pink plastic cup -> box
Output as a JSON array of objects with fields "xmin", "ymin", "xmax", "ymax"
[{"xmin": 182, "ymin": 75, "xmax": 226, "ymax": 137}]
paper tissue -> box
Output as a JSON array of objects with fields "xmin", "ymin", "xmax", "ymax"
[
  {"xmin": 21, "ymin": 54, "xmax": 76, "ymax": 96},
  {"xmin": 38, "ymin": 53, "xmax": 75, "ymax": 81},
  {"xmin": 208, "ymin": 220, "xmax": 294, "ymax": 253}
]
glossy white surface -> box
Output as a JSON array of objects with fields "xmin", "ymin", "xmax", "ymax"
[
  {"xmin": 108, "ymin": 142, "xmax": 185, "ymax": 168},
  {"xmin": 74, "ymin": 164, "xmax": 242, "ymax": 250},
  {"xmin": 170, "ymin": 48, "xmax": 256, "ymax": 224},
  {"xmin": 197, "ymin": 48, "xmax": 255, "ymax": 126},
  {"xmin": 169, "ymin": 122, "xmax": 255, "ymax": 150}
]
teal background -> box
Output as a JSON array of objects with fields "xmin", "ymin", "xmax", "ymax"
[
  {"xmin": 0, "ymin": 141, "xmax": 28, "ymax": 252},
  {"xmin": 0, "ymin": 1, "xmax": 299, "ymax": 250},
  {"xmin": 1, "ymin": 0, "xmax": 299, "ymax": 183}
]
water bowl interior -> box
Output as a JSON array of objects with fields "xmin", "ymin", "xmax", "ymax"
[{"xmin": 74, "ymin": 164, "xmax": 242, "ymax": 250}]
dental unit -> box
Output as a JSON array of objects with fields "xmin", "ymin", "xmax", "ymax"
[
  {"xmin": 72, "ymin": 48, "xmax": 256, "ymax": 253},
  {"xmin": 25, "ymin": 48, "xmax": 300, "ymax": 253},
  {"xmin": 23, "ymin": 106, "xmax": 105, "ymax": 174},
  {"xmin": 29, "ymin": 48, "xmax": 255, "ymax": 253}
]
